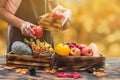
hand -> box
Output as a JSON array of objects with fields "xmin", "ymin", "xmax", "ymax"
[
  {"xmin": 19, "ymin": 21, "xmax": 36, "ymax": 39},
  {"xmin": 52, "ymin": 5, "xmax": 72, "ymax": 30},
  {"xmin": 62, "ymin": 9, "xmax": 72, "ymax": 30}
]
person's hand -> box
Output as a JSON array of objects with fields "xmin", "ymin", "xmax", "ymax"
[
  {"xmin": 52, "ymin": 5, "xmax": 72, "ymax": 30},
  {"xmin": 62, "ymin": 9, "xmax": 72, "ymax": 30},
  {"xmin": 19, "ymin": 21, "xmax": 36, "ymax": 39}
]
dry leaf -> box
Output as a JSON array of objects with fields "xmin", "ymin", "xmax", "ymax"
[
  {"xmin": 93, "ymin": 72, "xmax": 106, "ymax": 77},
  {"xmin": 45, "ymin": 69, "xmax": 50, "ymax": 73},
  {"xmin": 4, "ymin": 66, "xmax": 19, "ymax": 70},
  {"xmin": 49, "ymin": 69, "xmax": 57, "ymax": 74},
  {"xmin": 0, "ymin": 68, "xmax": 4, "ymax": 70},
  {"xmin": 16, "ymin": 69, "xmax": 22, "ymax": 73},
  {"xmin": 20, "ymin": 70, "xmax": 27, "ymax": 74},
  {"xmin": 45, "ymin": 69, "xmax": 57, "ymax": 74},
  {"xmin": 16, "ymin": 68, "xmax": 28, "ymax": 74}
]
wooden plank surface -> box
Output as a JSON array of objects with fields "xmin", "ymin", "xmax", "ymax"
[
  {"xmin": 0, "ymin": 56, "xmax": 120, "ymax": 80},
  {"xmin": 6, "ymin": 54, "xmax": 51, "ymax": 62},
  {"xmin": 57, "ymin": 55, "xmax": 105, "ymax": 71},
  {"xmin": 6, "ymin": 53, "xmax": 55, "ymax": 69}
]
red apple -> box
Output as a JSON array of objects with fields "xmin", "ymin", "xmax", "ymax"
[
  {"xmin": 70, "ymin": 48, "xmax": 81, "ymax": 56},
  {"xmin": 32, "ymin": 26, "xmax": 43, "ymax": 38},
  {"xmin": 66, "ymin": 42, "xmax": 77, "ymax": 49},
  {"xmin": 75, "ymin": 44, "xmax": 80, "ymax": 48},
  {"xmin": 52, "ymin": 11, "xmax": 64, "ymax": 19},
  {"xmin": 81, "ymin": 47, "xmax": 93, "ymax": 56},
  {"xmin": 68, "ymin": 44, "xmax": 76, "ymax": 49},
  {"xmin": 78, "ymin": 44, "xmax": 87, "ymax": 49}
]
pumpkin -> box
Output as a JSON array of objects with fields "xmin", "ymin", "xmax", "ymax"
[{"xmin": 11, "ymin": 41, "xmax": 32, "ymax": 55}]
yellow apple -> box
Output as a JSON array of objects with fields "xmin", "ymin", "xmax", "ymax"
[{"xmin": 55, "ymin": 43, "xmax": 70, "ymax": 56}]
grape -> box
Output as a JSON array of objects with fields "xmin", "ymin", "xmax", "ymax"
[{"xmin": 28, "ymin": 66, "xmax": 36, "ymax": 76}]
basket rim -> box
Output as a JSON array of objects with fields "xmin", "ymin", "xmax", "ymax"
[{"xmin": 7, "ymin": 51, "xmax": 55, "ymax": 58}]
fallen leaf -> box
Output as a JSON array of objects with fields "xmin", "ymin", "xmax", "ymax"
[
  {"xmin": 45, "ymin": 69, "xmax": 57, "ymax": 74},
  {"xmin": 93, "ymin": 72, "xmax": 106, "ymax": 77},
  {"xmin": 45, "ymin": 69, "xmax": 50, "ymax": 73},
  {"xmin": 0, "ymin": 68, "xmax": 4, "ymax": 70},
  {"xmin": 4, "ymin": 66, "xmax": 18, "ymax": 70},
  {"xmin": 16, "ymin": 68, "xmax": 28, "ymax": 74},
  {"xmin": 57, "ymin": 72, "xmax": 81, "ymax": 79},
  {"xmin": 16, "ymin": 69, "xmax": 22, "ymax": 73},
  {"xmin": 20, "ymin": 70, "xmax": 27, "ymax": 74},
  {"xmin": 49, "ymin": 69, "xmax": 57, "ymax": 74}
]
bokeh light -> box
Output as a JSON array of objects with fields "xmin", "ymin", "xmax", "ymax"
[{"xmin": 0, "ymin": 0, "xmax": 120, "ymax": 57}]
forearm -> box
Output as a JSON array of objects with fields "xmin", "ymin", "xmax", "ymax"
[{"xmin": 0, "ymin": 8, "xmax": 24, "ymax": 29}]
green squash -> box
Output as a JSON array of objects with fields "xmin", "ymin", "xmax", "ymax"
[{"xmin": 11, "ymin": 41, "xmax": 32, "ymax": 55}]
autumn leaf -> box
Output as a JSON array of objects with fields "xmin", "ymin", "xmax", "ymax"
[
  {"xmin": 4, "ymin": 66, "xmax": 19, "ymax": 70},
  {"xmin": 93, "ymin": 72, "xmax": 107, "ymax": 77},
  {"xmin": 16, "ymin": 68, "xmax": 28, "ymax": 74}
]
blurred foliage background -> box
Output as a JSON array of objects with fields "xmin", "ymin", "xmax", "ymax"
[{"xmin": 0, "ymin": 0, "xmax": 120, "ymax": 57}]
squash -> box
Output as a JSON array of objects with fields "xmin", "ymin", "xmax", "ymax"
[{"xmin": 11, "ymin": 41, "xmax": 32, "ymax": 55}]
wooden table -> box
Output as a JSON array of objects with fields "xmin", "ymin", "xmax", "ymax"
[{"xmin": 0, "ymin": 56, "xmax": 120, "ymax": 80}]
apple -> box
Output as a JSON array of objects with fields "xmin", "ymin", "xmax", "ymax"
[
  {"xmin": 77, "ymin": 44, "xmax": 87, "ymax": 49},
  {"xmin": 70, "ymin": 48, "xmax": 81, "ymax": 56},
  {"xmin": 75, "ymin": 44, "xmax": 80, "ymax": 48},
  {"xmin": 66, "ymin": 42, "xmax": 76, "ymax": 49},
  {"xmin": 52, "ymin": 11, "xmax": 64, "ymax": 20},
  {"xmin": 68, "ymin": 44, "xmax": 76, "ymax": 49},
  {"xmin": 32, "ymin": 26, "xmax": 43, "ymax": 38},
  {"xmin": 81, "ymin": 47, "xmax": 93, "ymax": 56},
  {"xmin": 71, "ymin": 42, "xmax": 77, "ymax": 45},
  {"xmin": 55, "ymin": 43, "xmax": 70, "ymax": 56}
]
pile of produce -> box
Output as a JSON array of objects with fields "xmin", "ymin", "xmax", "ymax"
[
  {"xmin": 11, "ymin": 38, "xmax": 54, "ymax": 57},
  {"xmin": 38, "ymin": 11, "xmax": 64, "ymax": 31},
  {"xmin": 55, "ymin": 42, "xmax": 100, "ymax": 57},
  {"xmin": 24, "ymin": 38, "xmax": 55, "ymax": 57}
]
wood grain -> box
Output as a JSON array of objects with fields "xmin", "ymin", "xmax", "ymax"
[
  {"xmin": 0, "ymin": 56, "xmax": 120, "ymax": 80},
  {"xmin": 6, "ymin": 53, "xmax": 55, "ymax": 69},
  {"xmin": 57, "ymin": 54, "xmax": 105, "ymax": 71}
]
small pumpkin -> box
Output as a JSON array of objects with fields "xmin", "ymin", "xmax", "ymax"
[{"xmin": 11, "ymin": 41, "xmax": 32, "ymax": 55}]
